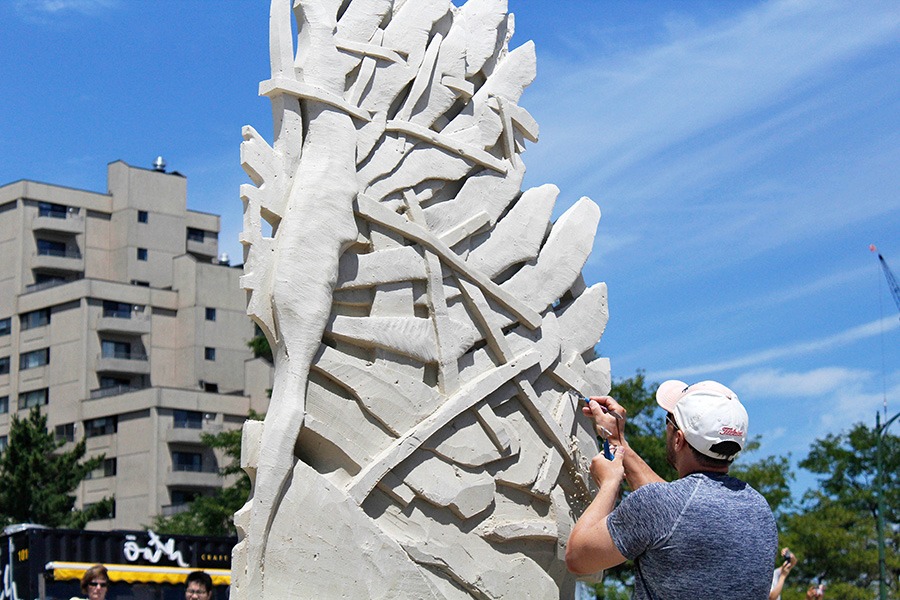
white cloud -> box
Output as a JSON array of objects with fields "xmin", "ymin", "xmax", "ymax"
[
  {"xmin": 527, "ymin": 0, "xmax": 900, "ymax": 186},
  {"xmin": 732, "ymin": 366, "xmax": 872, "ymax": 398},
  {"xmin": 651, "ymin": 316, "xmax": 900, "ymax": 379},
  {"xmin": 15, "ymin": 0, "xmax": 117, "ymax": 17}
]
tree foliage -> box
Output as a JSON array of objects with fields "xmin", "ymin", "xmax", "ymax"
[
  {"xmin": 247, "ymin": 333, "xmax": 273, "ymax": 363},
  {"xmin": 150, "ymin": 412, "xmax": 261, "ymax": 537},
  {"xmin": 778, "ymin": 423, "xmax": 900, "ymax": 600},
  {"xmin": 0, "ymin": 407, "xmax": 113, "ymax": 528}
]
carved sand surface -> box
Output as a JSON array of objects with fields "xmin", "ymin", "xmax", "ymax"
[{"xmin": 234, "ymin": 0, "xmax": 610, "ymax": 597}]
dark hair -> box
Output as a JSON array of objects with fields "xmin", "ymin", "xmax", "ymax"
[
  {"xmin": 80, "ymin": 564, "xmax": 109, "ymax": 594},
  {"xmin": 186, "ymin": 571, "xmax": 214, "ymax": 596},
  {"xmin": 689, "ymin": 441, "xmax": 741, "ymax": 468}
]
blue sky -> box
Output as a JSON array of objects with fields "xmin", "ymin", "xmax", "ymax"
[{"xmin": 2, "ymin": 0, "xmax": 898, "ymax": 497}]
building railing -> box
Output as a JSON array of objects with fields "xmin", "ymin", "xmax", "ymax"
[
  {"xmin": 25, "ymin": 276, "xmax": 82, "ymax": 293},
  {"xmin": 160, "ymin": 503, "xmax": 191, "ymax": 517},
  {"xmin": 36, "ymin": 247, "xmax": 82, "ymax": 259},
  {"xmin": 89, "ymin": 384, "xmax": 149, "ymax": 400},
  {"xmin": 38, "ymin": 206, "xmax": 80, "ymax": 219},
  {"xmin": 98, "ymin": 351, "xmax": 149, "ymax": 361}
]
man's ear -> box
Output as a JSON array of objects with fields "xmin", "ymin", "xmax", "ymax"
[{"xmin": 673, "ymin": 430, "xmax": 686, "ymax": 451}]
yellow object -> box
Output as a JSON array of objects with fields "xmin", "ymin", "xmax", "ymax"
[{"xmin": 45, "ymin": 562, "xmax": 230, "ymax": 586}]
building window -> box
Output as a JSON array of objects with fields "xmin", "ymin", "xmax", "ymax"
[
  {"xmin": 37, "ymin": 202, "xmax": 68, "ymax": 219},
  {"xmin": 0, "ymin": 396, "xmax": 8, "ymax": 414},
  {"xmin": 138, "ymin": 210, "xmax": 148, "ymax": 223},
  {"xmin": 83, "ymin": 500, "xmax": 115, "ymax": 519},
  {"xmin": 186, "ymin": 228, "xmax": 205, "ymax": 243},
  {"xmin": 36, "ymin": 239, "xmax": 69, "ymax": 257},
  {"xmin": 171, "ymin": 490, "xmax": 198, "ymax": 506},
  {"xmin": 0, "ymin": 357, "xmax": 9, "ymax": 375},
  {"xmin": 0, "ymin": 318, "xmax": 11, "ymax": 336},
  {"xmin": 130, "ymin": 279, "xmax": 150, "ymax": 287},
  {"xmin": 87, "ymin": 457, "xmax": 117, "ymax": 479},
  {"xmin": 21, "ymin": 308, "xmax": 50, "ymax": 330},
  {"xmin": 205, "ymin": 307, "xmax": 216, "ymax": 321},
  {"xmin": 33, "ymin": 274, "xmax": 67, "ymax": 287},
  {"xmin": 204, "ymin": 347, "xmax": 216, "ymax": 361},
  {"xmin": 99, "ymin": 376, "xmax": 130, "ymax": 389},
  {"xmin": 85, "ymin": 416, "xmax": 117, "ymax": 438},
  {"xmin": 172, "ymin": 451, "xmax": 203, "ymax": 472},
  {"xmin": 18, "ymin": 388, "xmax": 48, "ymax": 410},
  {"xmin": 201, "ymin": 381, "xmax": 218, "ymax": 393},
  {"xmin": 0, "ymin": 436, "xmax": 7, "ymax": 453},
  {"xmin": 174, "ymin": 410, "xmax": 203, "ymax": 429},
  {"xmin": 102, "ymin": 301, "xmax": 132, "ymax": 319},
  {"xmin": 55, "ymin": 422, "xmax": 76, "ymax": 443},
  {"xmin": 137, "ymin": 248, "xmax": 148, "ymax": 261},
  {"xmin": 20, "ymin": 348, "xmax": 50, "ymax": 370},
  {"xmin": 101, "ymin": 340, "xmax": 131, "ymax": 359}
]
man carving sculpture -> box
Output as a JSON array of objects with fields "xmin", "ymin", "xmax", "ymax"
[{"xmin": 566, "ymin": 380, "xmax": 777, "ymax": 599}]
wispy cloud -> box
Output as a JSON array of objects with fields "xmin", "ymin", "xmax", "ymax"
[
  {"xmin": 651, "ymin": 316, "xmax": 900, "ymax": 379},
  {"xmin": 14, "ymin": 0, "xmax": 117, "ymax": 18},
  {"xmin": 732, "ymin": 366, "xmax": 872, "ymax": 398},
  {"xmin": 528, "ymin": 0, "xmax": 900, "ymax": 186}
]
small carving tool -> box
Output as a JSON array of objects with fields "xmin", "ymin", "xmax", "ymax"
[{"xmin": 582, "ymin": 397, "xmax": 619, "ymax": 460}]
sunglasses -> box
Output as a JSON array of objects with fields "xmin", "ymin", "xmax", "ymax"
[
  {"xmin": 87, "ymin": 581, "xmax": 109, "ymax": 588},
  {"xmin": 665, "ymin": 413, "xmax": 680, "ymax": 431}
]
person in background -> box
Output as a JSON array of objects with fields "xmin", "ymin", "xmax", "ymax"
[
  {"xmin": 185, "ymin": 571, "xmax": 214, "ymax": 600},
  {"xmin": 806, "ymin": 583, "xmax": 826, "ymax": 599},
  {"xmin": 769, "ymin": 547, "xmax": 799, "ymax": 600},
  {"xmin": 73, "ymin": 564, "xmax": 109, "ymax": 600}
]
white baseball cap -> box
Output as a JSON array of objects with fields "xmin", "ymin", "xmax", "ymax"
[{"xmin": 656, "ymin": 380, "xmax": 748, "ymax": 460}]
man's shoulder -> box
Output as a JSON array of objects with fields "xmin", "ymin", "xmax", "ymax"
[{"xmin": 624, "ymin": 477, "xmax": 698, "ymax": 509}]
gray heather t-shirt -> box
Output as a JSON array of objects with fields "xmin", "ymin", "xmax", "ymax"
[{"xmin": 607, "ymin": 472, "xmax": 777, "ymax": 600}]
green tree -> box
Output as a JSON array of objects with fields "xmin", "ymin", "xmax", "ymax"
[
  {"xmin": 247, "ymin": 330, "xmax": 273, "ymax": 363},
  {"xmin": 593, "ymin": 372, "xmax": 793, "ymax": 598},
  {"xmin": 0, "ymin": 407, "xmax": 113, "ymax": 528},
  {"xmin": 150, "ymin": 412, "xmax": 262, "ymax": 536},
  {"xmin": 779, "ymin": 423, "xmax": 900, "ymax": 600}
]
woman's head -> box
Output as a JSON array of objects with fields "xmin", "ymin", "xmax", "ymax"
[{"xmin": 80, "ymin": 564, "xmax": 109, "ymax": 599}]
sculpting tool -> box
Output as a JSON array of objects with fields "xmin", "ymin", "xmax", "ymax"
[{"xmin": 582, "ymin": 397, "xmax": 616, "ymax": 460}]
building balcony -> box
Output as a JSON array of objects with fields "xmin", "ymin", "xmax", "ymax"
[
  {"xmin": 32, "ymin": 249, "xmax": 84, "ymax": 273},
  {"xmin": 25, "ymin": 275, "xmax": 82, "ymax": 294},
  {"xmin": 96, "ymin": 313, "xmax": 151, "ymax": 335},
  {"xmin": 165, "ymin": 469, "xmax": 222, "ymax": 489},
  {"xmin": 95, "ymin": 352, "xmax": 150, "ymax": 375},
  {"xmin": 186, "ymin": 237, "xmax": 217, "ymax": 258},
  {"xmin": 164, "ymin": 423, "xmax": 223, "ymax": 445},
  {"xmin": 88, "ymin": 383, "xmax": 149, "ymax": 400},
  {"xmin": 159, "ymin": 503, "xmax": 191, "ymax": 517},
  {"xmin": 32, "ymin": 212, "xmax": 85, "ymax": 234}
]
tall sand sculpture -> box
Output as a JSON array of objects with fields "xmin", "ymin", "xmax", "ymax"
[{"xmin": 233, "ymin": 0, "xmax": 610, "ymax": 597}]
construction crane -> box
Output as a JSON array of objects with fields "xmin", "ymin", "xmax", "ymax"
[{"xmin": 870, "ymin": 245, "xmax": 900, "ymax": 319}]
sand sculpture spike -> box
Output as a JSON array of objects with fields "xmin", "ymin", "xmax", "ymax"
[{"xmin": 234, "ymin": 0, "xmax": 611, "ymax": 597}]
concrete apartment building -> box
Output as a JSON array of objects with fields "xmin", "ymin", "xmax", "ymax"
[{"xmin": 0, "ymin": 160, "xmax": 272, "ymax": 530}]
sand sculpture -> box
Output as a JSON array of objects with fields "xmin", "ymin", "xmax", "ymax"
[{"xmin": 233, "ymin": 0, "xmax": 610, "ymax": 597}]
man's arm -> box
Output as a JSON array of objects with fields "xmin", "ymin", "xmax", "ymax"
[
  {"xmin": 584, "ymin": 396, "xmax": 665, "ymax": 490},
  {"xmin": 565, "ymin": 448, "xmax": 628, "ymax": 575}
]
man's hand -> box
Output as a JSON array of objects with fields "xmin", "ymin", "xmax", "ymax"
[
  {"xmin": 590, "ymin": 445, "xmax": 625, "ymax": 488},
  {"xmin": 583, "ymin": 396, "xmax": 627, "ymax": 446}
]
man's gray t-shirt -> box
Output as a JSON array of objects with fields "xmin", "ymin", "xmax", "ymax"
[{"xmin": 607, "ymin": 472, "xmax": 777, "ymax": 600}]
